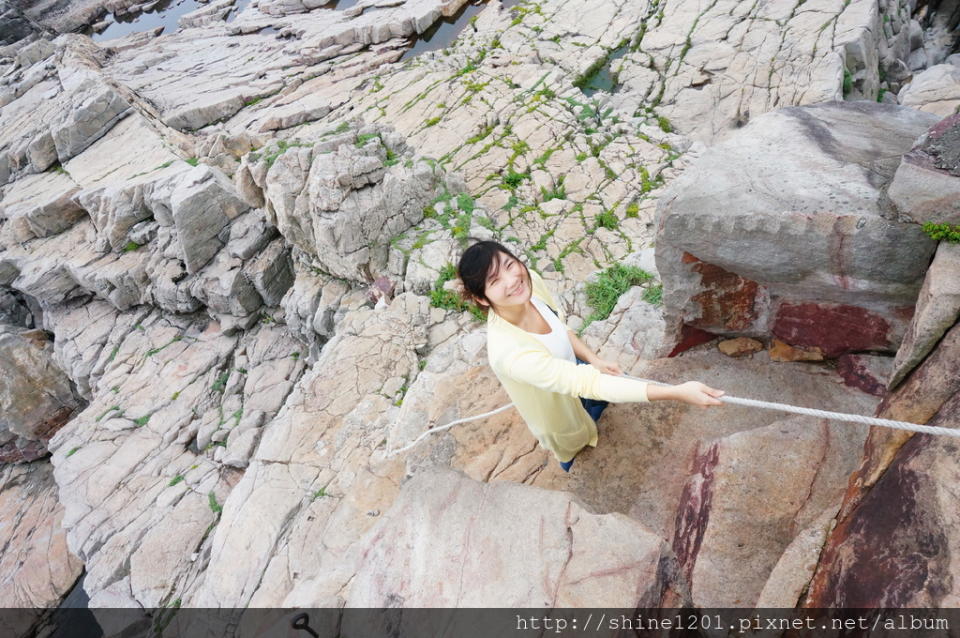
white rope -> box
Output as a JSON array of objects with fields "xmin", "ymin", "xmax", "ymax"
[
  {"xmin": 621, "ymin": 375, "xmax": 960, "ymax": 438},
  {"xmin": 383, "ymin": 373, "xmax": 958, "ymax": 457}
]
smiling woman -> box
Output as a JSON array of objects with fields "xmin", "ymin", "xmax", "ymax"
[{"xmin": 456, "ymin": 240, "xmax": 726, "ymax": 473}]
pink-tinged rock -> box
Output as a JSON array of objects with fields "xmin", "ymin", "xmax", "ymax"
[
  {"xmin": 836, "ymin": 354, "xmax": 894, "ymax": 397},
  {"xmin": 671, "ymin": 416, "xmax": 866, "ymax": 608},
  {"xmin": 0, "ymin": 460, "xmax": 83, "ymax": 618},
  {"xmin": 804, "ymin": 390, "xmax": 960, "ymax": 607},
  {"xmin": 772, "ymin": 302, "xmax": 896, "ymax": 358},
  {"xmin": 830, "ymin": 321, "xmax": 960, "ymax": 524},
  {"xmin": 344, "ymin": 466, "xmax": 689, "ymax": 608},
  {"xmin": 888, "ymin": 113, "xmax": 960, "ymax": 226}
]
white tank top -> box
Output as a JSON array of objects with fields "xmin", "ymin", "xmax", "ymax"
[{"xmin": 528, "ymin": 296, "xmax": 576, "ymax": 363}]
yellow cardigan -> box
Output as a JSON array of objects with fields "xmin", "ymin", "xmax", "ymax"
[{"xmin": 486, "ymin": 268, "xmax": 649, "ymax": 463}]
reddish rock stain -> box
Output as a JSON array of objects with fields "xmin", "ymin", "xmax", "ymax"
[{"xmin": 670, "ymin": 442, "xmax": 720, "ymax": 588}]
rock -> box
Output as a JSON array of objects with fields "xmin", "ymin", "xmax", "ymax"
[
  {"xmin": 581, "ymin": 286, "xmax": 669, "ymax": 365},
  {"xmin": 836, "ymin": 353, "xmax": 894, "ymax": 397},
  {"xmin": 717, "ymin": 337, "xmax": 763, "ymax": 358},
  {"xmin": 244, "ymin": 238, "xmax": 293, "ymax": 306},
  {"xmin": 185, "ymin": 294, "xmax": 429, "ymax": 608},
  {"xmin": 151, "ymin": 164, "xmax": 250, "ymax": 274},
  {"xmin": 0, "ymin": 461, "xmax": 83, "ymax": 616},
  {"xmin": 613, "ymin": 0, "xmax": 918, "ymax": 141},
  {"xmin": 656, "ymin": 102, "xmax": 939, "ymax": 356},
  {"xmin": 673, "ymin": 416, "xmax": 866, "ymax": 607},
  {"xmin": 279, "ymin": 260, "xmax": 328, "ymax": 348},
  {"xmin": 898, "ymin": 63, "xmax": 960, "ymax": 116},
  {"xmin": 768, "ymin": 338, "xmax": 824, "ymax": 362},
  {"xmin": 401, "ymin": 343, "xmax": 880, "ymax": 565},
  {"xmin": 45, "ymin": 305, "xmax": 306, "ymax": 610},
  {"xmin": 888, "ymin": 113, "xmax": 960, "ymax": 226},
  {"xmin": 75, "ymin": 161, "xmax": 188, "ymax": 252},
  {"xmin": 50, "ymin": 79, "xmax": 132, "ymax": 162},
  {"xmin": 0, "ymin": 323, "xmax": 80, "ymax": 462},
  {"xmin": 245, "ymin": 129, "xmax": 446, "ymax": 282},
  {"xmin": 756, "ymin": 503, "xmax": 840, "ymax": 608},
  {"xmin": 342, "ymin": 466, "xmax": 688, "ymax": 607},
  {"xmin": 888, "ymin": 241, "xmax": 960, "ymax": 389},
  {"xmin": 803, "ymin": 391, "xmax": 960, "ymax": 607},
  {"xmin": 0, "ymin": 289, "xmax": 34, "ymax": 328},
  {"xmin": 0, "ymin": 169, "xmax": 86, "ymax": 241},
  {"xmin": 179, "ymin": 0, "xmax": 236, "ymax": 29}
]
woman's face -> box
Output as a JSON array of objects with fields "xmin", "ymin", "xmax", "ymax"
[{"xmin": 477, "ymin": 251, "xmax": 531, "ymax": 310}]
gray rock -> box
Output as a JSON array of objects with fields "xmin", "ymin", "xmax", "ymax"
[
  {"xmin": 50, "ymin": 80, "xmax": 132, "ymax": 161},
  {"xmin": 246, "ymin": 128, "xmax": 445, "ymax": 282},
  {"xmin": 161, "ymin": 165, "xmax": 250, "ymax": 274},
  {"xmin": 897, "ymin": 63, "xmax": 960, "ymax": 117},
  {"xmin": 888, "ymin": 242, "xmax": 960, "ymax": 389},
  {"xmin": 888, "ymin": 113, "xmax": 960, "ymax": 226},
  {"xmin": 243, "ymin": 238, "xmax": 293, "ymax": 307}
]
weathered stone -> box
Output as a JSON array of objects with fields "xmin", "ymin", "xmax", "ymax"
[
  {"xmin": 888, "ymin": 241, "xmax": 960, "ymax": 389},
  {"xmin": 0, "ymin": 324, "xmax": 80, "ymax": 461},
  {"xmin": 768, "ymin": 338, "xmax": 824, "ymax": 362},
  {"xmin": 804, "ymin": 391, "xmax": 960, "ymax": 607},
  {"xmin": 344, "ymin": 466, "xmax": 688, "ymax": 607},
  {"xmin": 888, "ymin": 113, "xmax": 960, "ymax": 226},
  {"xmin": 836, "ymin": 353, "xmax": 894, "ymax": 398},
  {"xmin": 179, "ymin": 0, "xmax": 236, "ymax": 29},
  {"xmin": 756, "ymin": 503, "xmax": 840, "ymax": 608},
  {"xmin": 0, "ymin": 461, "xmax": 83, "ymax": 618},
  {"xmin": 581, "ymin": 286, "xmax": 669, "ymax": 366},
  {"xmin": 152, "ymin": 165, "xmax": 250, "ymax": 273},
  {"xmin": 672, "ymin": 416, "xmax": 866, "ymax": 608},
  {"xmin": 656, "ymin": 102, "xmax": 938, "ymax": 353},
  {"xmin": 247, "ymin": 129, "xmax": 445, "ymax": 282},
  {"xmin": 898, "ymin": 63, "xmax": 960, "ymax": 116},
  {"xmin": 0, "ymin": 170, "xmax": 85, "ymax": 240},
  {"xmin": 50, "ymin": 78, "xmax": 132, "ymax": 161},
  {"xmin": 244, "ymin": 238, "xmax": 293, "ymax": 307},
  {"xmin": 717, "ymin": 337, "xmax": 764, "ymax": 358},
  {"xmin": 772, "ymin": 302, "xmax": 897, "ymax": 358}
]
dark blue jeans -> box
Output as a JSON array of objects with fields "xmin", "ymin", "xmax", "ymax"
[{"xmin": 559, "ymin": 358, "xmax": 610, "ymax": 472}]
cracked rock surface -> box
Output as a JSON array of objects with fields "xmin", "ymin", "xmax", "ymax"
[{"xmin": 0, "ymin": 0, "xmax": 959, "ymax": 623}]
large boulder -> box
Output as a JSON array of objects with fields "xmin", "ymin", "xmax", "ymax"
[{"xmin": 655, "ymin": 101, "xmax": 940, "ymax": 357}]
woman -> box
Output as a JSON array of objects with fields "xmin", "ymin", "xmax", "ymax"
[{"xmin": 457, "ymin": 240, "xmax": 725, "ymax": 472}]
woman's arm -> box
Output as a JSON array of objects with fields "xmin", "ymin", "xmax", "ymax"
[{"xmin": 565, "ymin": 331, "xmax": 725, "ymax": 406}]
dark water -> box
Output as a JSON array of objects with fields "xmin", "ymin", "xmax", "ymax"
[
  {"xmin": 45, "ymin": 572, "xmax": 102, "ymax": 638},
  {"xmin": 88, "ymin": 0, "xmax": 254, "ymax": 42},
  {"xmin": 579, "ymin": 40, "xmax": 630, "ymax": 96},
  {"xmin": 399, "ymin": 0, "xmax": 490, "ymax": 61}
]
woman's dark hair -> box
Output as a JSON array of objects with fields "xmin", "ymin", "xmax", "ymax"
[{"xmin": 457, "ymin": 240, "xmax": 529, "ymax": 315}]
